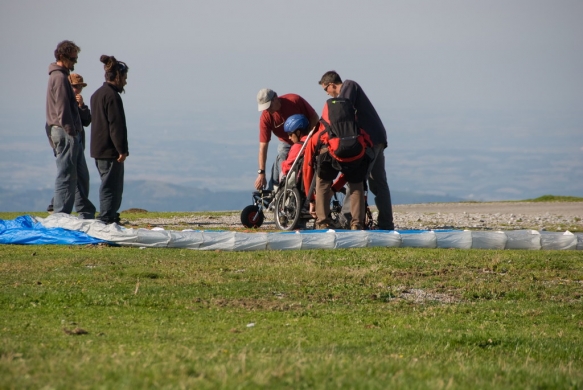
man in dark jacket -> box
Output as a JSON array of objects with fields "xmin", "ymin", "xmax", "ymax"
[
  {"xmin": 90, "ymin": 55, "xmax": 129, "ymax": 225},
  {"xmin": 318, "ymin": 71, "xmax": 395, "ymax": 230},
  {"xmin": 45, "ymin": 40, "xmax": 95, "ymax": 219}
]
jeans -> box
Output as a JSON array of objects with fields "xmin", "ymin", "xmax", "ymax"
[
  {"xmin": 50, "ymin": 126, "xmax": 95, "ymax": 219},
  {"xmin": 268, "ymin": 142, "xmax": 291, "ymax": 191},
  {"xmin": 95, "ymin": 158, "xmax": 124, "ymax": 223}
]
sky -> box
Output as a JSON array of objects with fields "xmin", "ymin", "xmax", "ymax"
[{"xmin": 0, "ymin": 0, "xmax": 582, "ymax": 202}]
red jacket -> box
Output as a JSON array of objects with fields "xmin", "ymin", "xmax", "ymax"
[
  {"xmin": 302, "ymin": 102, "xmax": 372, "ymax": 198},
  {"xmin": 281, "ymin": 135, "xmax": 308, "ymax": 178}
]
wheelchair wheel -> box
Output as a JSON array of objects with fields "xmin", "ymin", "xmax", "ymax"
[
  {"xmin": 241, "ymin": 205, "xmax": 264, "ymax": 228},
  {"xmin": 274, "ymin": 187, "xmax": 302, "ymax": 231}
]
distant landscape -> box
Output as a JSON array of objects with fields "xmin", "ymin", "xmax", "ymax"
[{"xmin": 0, "ymin": 180, "xmax": 465, "ymax": 213}]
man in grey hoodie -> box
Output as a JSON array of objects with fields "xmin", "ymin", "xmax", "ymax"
[{"xmin": 45, "ymin": 40, "xmax": 95, "ymax": 219}]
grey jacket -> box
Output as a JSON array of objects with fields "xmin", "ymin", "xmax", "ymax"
[{"xmin": 45, "ymin": 63, "xmax": 82, "ymax": 139}]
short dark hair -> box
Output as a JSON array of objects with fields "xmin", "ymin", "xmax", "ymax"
[
  {"xmin": 319, "ymin": 70, "xmax": 342, "ymax": 86},
  {"xmin": 54, "ymin": 40, "xmax": 80, "ymax": 62}
]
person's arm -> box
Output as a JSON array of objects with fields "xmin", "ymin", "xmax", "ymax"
[
  {"xmin": 54, "ymin": 76, "xmax": 77, "ymax": 136},
  {"xmin": 78, "ymin": 104, "xmax": 91, "ymax": 127},
  {"xmin": 254, "ymin": 142, "xmax": 269, "ymax": 190},
  {"xmin": 302, "ymin": 135, "xmax": 317, "ymax": 198},
  {"xmin": 77, "ymin": 93, "xmax": 91, "ymax": 127},
  {"xmin": 107, "ymin": 94, "xmax": 129, "ymax": 159}
]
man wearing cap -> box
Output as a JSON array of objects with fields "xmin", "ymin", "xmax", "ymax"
[
  {"xmin": 47, "ymin": 73, "xmax": 92, "ymax": 213},
  {"xmin": 255, "ymin": 88, "xmax": 319, "ymax": 191},
  {"xmin": 45, "ymin": 40, "xmax": 95, "ymax": 219}
]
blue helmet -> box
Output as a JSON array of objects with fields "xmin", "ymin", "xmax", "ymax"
[{"xmin": 284, "ymin": 114, "xmax": 309, "ymax": 133}]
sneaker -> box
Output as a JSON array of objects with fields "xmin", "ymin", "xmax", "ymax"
[
  {"xmin": 351, "ymin": 223, "xmax": 363, "ymax": 230},
  {"xmin": 315, "ymin": 222, "xmax": 331, "ymax": 230}
]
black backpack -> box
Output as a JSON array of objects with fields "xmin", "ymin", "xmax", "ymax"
[{"xmin": 319, "ymin": 98, "xmax": 370, "ymax": 163}]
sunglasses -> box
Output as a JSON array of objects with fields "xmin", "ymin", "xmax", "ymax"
[
  {"xmin": 72, "ymin": 85, "xmax": 84, "ymax": 89},
  {"xmin": 323, "ymin": 83, "xmax": 332, "ymax": 92},
  {"xmin": 67, "ymin": 56, "xmax": 78, "ymax": 63}
]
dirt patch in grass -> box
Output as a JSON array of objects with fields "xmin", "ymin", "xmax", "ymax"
[{"xmin": 398, "ymin": 288, "xmax": 460, "ymax": 304}]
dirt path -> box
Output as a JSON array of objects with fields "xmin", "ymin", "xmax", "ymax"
[{"xmin": 134, "ymin": 202, "xmax": 582, "ymax": 232}]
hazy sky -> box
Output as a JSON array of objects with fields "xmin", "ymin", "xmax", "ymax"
[{"xmin": 1, "ymin": 0, "xmax": 582, "ymax": 201}]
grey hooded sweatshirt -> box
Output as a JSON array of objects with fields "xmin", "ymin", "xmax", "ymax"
[{"xmin": 45, "ymin": 63, "xmax": 82, "ymax": 140}]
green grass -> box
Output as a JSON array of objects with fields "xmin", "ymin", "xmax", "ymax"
[
  {"xmin": 523, "ymin": 195, "xmax": 583, "ymax": 202},
  {"xmin": 1, "ymin": 245, "xmax": 582, "ymax": 389},
  {"xmin": 0, "ymin": 212, "xmax": 50, "ymax": 220}
]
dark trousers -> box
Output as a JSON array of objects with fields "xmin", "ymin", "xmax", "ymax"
[
  {"xmin": 367, "ymin": 144, "xmax": 394, "ymax": 230},
  {"xmin": 95, "ymin": 158, "xmax": 124, "ymax": 223}
]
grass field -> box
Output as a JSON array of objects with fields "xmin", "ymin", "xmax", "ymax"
[
  {"xmin": 1, "ymin": 245, "xmax": 582, "ymax": 389},
  {"xmin": 524, "ymin": 195, "xmax": 583, "ymax": 202}
]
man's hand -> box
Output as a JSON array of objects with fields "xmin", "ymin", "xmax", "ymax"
[
  {"xmin": 309, "ymin": 201, "xmax": 316, "ymax": 218},
  {"xmin": 256, "ymin": 142, "xmax": 269, "ymax": 190},
  {"xmin": 254, "ymin": 174, "xmax": 266, "ymax": 190},
  {"xmin": 76, "ymin": 94, "xmax": 84, "ymax": 107},
  {"xmin": 117, "ymin": 153, "xmax": 128, "ymax": 163}
]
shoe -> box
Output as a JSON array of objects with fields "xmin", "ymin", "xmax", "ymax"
[
  {"xmin": 351, "ymin": 224, "xmax": 363, "ymax": 230},
  {"xmin": 315, "ymin": 222, "xmax": 331, "ymax": 230}
]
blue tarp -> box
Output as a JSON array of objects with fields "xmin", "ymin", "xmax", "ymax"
[{"xmin": 0, "ymin": 215, "xmax": 105, "ymax": 245}]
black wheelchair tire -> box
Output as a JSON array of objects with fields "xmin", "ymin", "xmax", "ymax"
[
  {"xmin": 240, "ymin": 205, "xmax": 264, "ymax": 228},
  {"xmin": 274, "ymin": 187, "xmax": 302, "ymax": 231}
]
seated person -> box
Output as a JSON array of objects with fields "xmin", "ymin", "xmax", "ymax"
[{"xmin": 280, "ymin": 114, "xmax": 311, "ymax": 179}]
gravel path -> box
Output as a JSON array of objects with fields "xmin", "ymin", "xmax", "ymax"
[
  {"xmin": 135, "ymin": 202, "xmax": 582, "ymax": 232},
  {"xmin": 393, "ymin": 202, "xmax": 582, "ymax": 231}
]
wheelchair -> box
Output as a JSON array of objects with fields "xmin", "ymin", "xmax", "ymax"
[
  {"xmin": 241, "ymin": 130, "xmax": 374, "ymax": 231},
  {"xmin": 272, "ymin": 162, "xmax": 349, "ymax": 231}
]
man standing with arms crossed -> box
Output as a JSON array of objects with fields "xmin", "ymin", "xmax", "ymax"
[
  {"xmin": 45, "ymin": 40, "xmax": 95, "ymax": 219},
  {"xmin": 318, "ymin": 71, "xmax": 395, "ymax": 230},
  {"xmin": 255, "ymin": 88, "xmax": 319, "ymax": 191}
]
